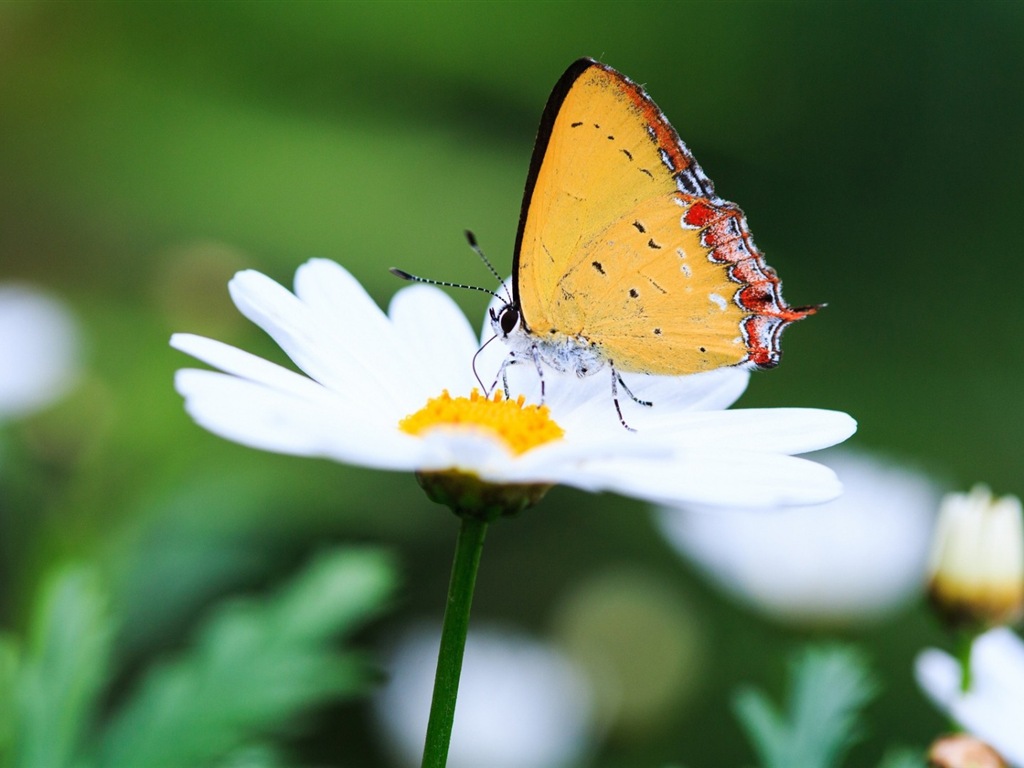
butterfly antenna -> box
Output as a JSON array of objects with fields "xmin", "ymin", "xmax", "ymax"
[
  {"xmin": 464, "ymin": 230, "xmax": 512, "ymax": 303},
  {"xmin": 388, "ymin": 268, "xmax": 504, "ymax": 301}
]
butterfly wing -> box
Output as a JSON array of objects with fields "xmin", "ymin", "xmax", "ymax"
[{"xmin": 513, "ymin": 58, "xmax": 814, "ymax": 375}]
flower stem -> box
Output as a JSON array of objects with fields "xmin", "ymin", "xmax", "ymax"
[
  {"xmin": 956, "ymin": 629, "xmax": 976, "ymax": 693},
  {"xmin": 421, "ymin": 515, "xmax": 489, "ymax": 768}
]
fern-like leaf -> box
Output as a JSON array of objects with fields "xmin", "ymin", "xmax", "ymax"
[
  {"xmin": 733, "ymin": 646, "xmax": 877, "ymax": 768},
  {"xmin": 9, "ymin": 567, "xmax": 112, "ymax": 768},
  {"xmin": 93, "ymin": 548, "xmax": 395, "ymax": 768}
]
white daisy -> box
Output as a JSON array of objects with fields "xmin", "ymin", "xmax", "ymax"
[
  {"xmin": 171, "ymin": 259, "xmax": 855, "ymax": 511},
  {"xmin": 917, "ymin": 628, "xmax": 1024, "ymax": 767},
  {"xmin": 655, "ymin": 449, "xmax": 940, "ymax": 623},
  {"xmin": 0, "ymin": 283, "xmax": 80, "ymax": 420}
]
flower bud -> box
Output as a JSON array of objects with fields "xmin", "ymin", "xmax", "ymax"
[
  {"xmin": 928, "ymin": 485, "xmax": 1024, "ymax": 629},
  {"xmin": 928, "ymin": 733, "xmax": 1008, "ymax": 768}
]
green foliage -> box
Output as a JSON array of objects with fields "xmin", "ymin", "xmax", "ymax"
[
  {"xmin": 215, "ymin": 745, "xmax": 288, "ymax": 768},
  {"xmin": 875, "ymin": 749, "xmax": 927, "ymax": 768},
  {"xmin": 0, "ymin": 549, "xmax": 395, "ymax": 768},
  {"xmin": 0, "ymin": 637, "xmax": 21, "ymax": 756},
  {"xmin": 733, "ymin": 646, "xmax": 878, "ymax": 768},
  {"xmin": 95, "ymin": 548, "xmax": 394, "ymax": 768},
  {"xmin": 9, "ymin": 567, "xmax": 111, "ymax": 768}
]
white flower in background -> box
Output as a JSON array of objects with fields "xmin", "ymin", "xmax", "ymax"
[
  {"xmin": 655, "ymin": 449, "xmax": 940, "ymax": 623},
  {"xmin": 917, "ymin": 628, "xmax": 1024, "ymax": 767},
  {"xmin": 928, "ymin": 485, "xmax": 1024, "ymax": 629},
  {"xmin": 171, "ymin": 259, "xmax": 855, "ymax": 510},
  {"xmin": 0, "ymin": 283, "xmax": 80, "ymax": 419},
  {"xmin": 374, "ymin": 625, "xmax": 595, "ymax": 768}
]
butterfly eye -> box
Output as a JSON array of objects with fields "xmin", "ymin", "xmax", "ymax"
[{"xmin": 499, "ymin": 305, "xmax": 520, "ymax": 336}]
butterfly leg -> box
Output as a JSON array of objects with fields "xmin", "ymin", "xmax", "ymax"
[
  {"xmin": 616, "ymin": 374, "xmax": 653, "ymax": 408},
  {"xmin": 490, "ymin": 350, "xmax": 546, "ymax": 402},
  {"xmin": 530, "ymin": 345, "xmax": 547, "ymax": 403},
  {"xmin": 609, "ymin": 365, "xmax": 637, "ymax": 432},
  {"xmin": 490, "ymin": 355, "xmax": 518, "ymax": 398}
]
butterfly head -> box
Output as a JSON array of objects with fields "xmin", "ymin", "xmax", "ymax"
[{"xmin": 490, "ymin": 302, "xmax": 523, "ymax": 339}]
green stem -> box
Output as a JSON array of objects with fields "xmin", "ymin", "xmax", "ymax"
[
  {"xmin": 957, "ymin": 629, "xmax": 976, "ymax": 694},
  {"xmin": 421, "ymin": 516, "xmax": 489, "ymax": 768}
]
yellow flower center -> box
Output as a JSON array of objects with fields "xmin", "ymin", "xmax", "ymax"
[{"xmin": 399, "ymin": 389, "xmax": 564, "ymax": 455}]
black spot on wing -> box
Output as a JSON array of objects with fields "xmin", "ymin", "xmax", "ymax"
[
  {"xmin": 647, "ymin": 238, "xmax": 662, "ymax": 250},
  {"xmin": 633, "ymin": 220, "xmax": 646, "ymax": 233},
  {"xmin": 571, "ymin": 121, "xmax": 583, "ymax": 127},
  {"xmin": 592, "ymin": 261, "xmax": 606, "ymax": 275},
  {"xmin": 639, "ymin": 168, "xmax": 654, "ymax": 179},
  {"xmin": 629, "ymin": 288, "xmax": 639, "ymax": 298},
  {"xmin": 621, "ymin": 149, "xmax": 633, "ymax": 161}
]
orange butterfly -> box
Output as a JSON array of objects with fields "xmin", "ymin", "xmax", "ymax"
[
  {"xmin": 486, "ymin": 58, "xmax": 815, "ymax": 424},
  {"xmin": 398, "ymin": 58, "xmax": 815, "ymax": 428}
]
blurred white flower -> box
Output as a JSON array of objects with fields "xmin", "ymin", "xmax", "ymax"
[
  {"xmin": 0, "ymin": 283, "xmax": 80, "ymax": 419},
  {"xmin": 655, "ymin": 449, "xmax": 940, "ymax": 623},
  {"xmin": 172, "ymin": 259, "xmax": 855, "ymax": 509},
  {"xmin": 928, "ymin": 485, "xmax": 1024, "ymax": 629},
  {"xmin": 917, "ymin": 628, "xmax": 1024, "ymax": 767},
  {"xmin": 374, "ymin": 625, "xmax": 595, "ymax": 768}
]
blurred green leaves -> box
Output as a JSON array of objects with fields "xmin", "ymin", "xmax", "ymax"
[
  {"xmin": 0, "ymin": 637, "xmax": 20, "ymax": 756},
  {"xmin": 733, "ymin": 646, "xmax": 880, "ymax": 768},
  {"xmin": 876, "ymin": 750, "xmax": 927, "ymax": 768},
  {"xmin": 11, "ymin": 568, "xmax": 110, "ymax": 768},
  {"xmin": 0, "ymin": 549, "xmax": 395, "ymax": 768}
]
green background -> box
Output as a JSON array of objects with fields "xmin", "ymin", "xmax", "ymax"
[{"xmin": 2, "ymin": 2, "xmax": 1021, "ymax": 765}]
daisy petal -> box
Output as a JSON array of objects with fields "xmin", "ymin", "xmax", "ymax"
[
  {"xmin": 643, "ymin": 408, "xmax": 857, "ymax": 454},
  {"xmin": 413, "ymin": 429, "xmax": 521, "ymax": 475},
  {"xmin": 565, "ymin": 451, "xmax": 842, "ymax": 508},
  {"xmin": 292, "ymin": 259, "xmax": 414, "ymax": 384},
  {"xmin": 229, "ymin": 265, "xmax": 413, "ymax": 411},
  {"xmin": 388, "ymin": 285, "xmax": 480, "ymax": 396},
  {"xmin": 973, "ymin": 628, "xmax": 1024, "ymax": 690},
  {"xmin": 171, "ymin": 333, "xmax": 333, "ymax": 403},
  {"xmin": 228, "ymin": 268, "xmax": 346, "ymax": 384},
  {"xmin": 175, "ymin": 369, "xmax": 421, "ymax": 470},
  {"xmin": 616, "ymin": 368, "xmax": 750, "ymax": 413}
]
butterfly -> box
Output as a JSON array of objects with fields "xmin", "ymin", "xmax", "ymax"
[
  {"xmin": 396, "ymin": 58, "xmax": 815, "ymax": 428},
  {"xmin": 483, "ymin": 58, "xmax": 816, "ymax": 423}
]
